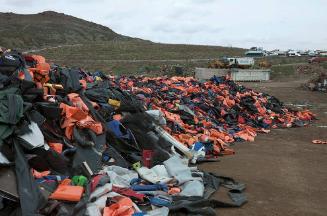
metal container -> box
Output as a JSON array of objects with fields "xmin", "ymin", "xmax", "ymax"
[{"xmin": 231, "ymin": 69, "xmax": 271, "ymax": 81}]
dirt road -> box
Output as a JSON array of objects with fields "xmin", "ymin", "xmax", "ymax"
[
  {"xmin": 201, "ymin": 80, "xmax": 327, "ymax": 216},
  {"xmin": 23, "ymin": 44, "xmax": 82, "ymax": 54}
]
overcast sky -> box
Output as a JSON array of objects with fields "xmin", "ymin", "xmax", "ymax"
[{"xmin": 2, "ymin": 0, "xmax": 326, "ymax": 50}]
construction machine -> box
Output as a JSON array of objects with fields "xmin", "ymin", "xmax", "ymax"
[
  {"xmin": 258, "ymin": 59, "xmax": 272, "ymax": 69},
  {"xmin": 208, "ymin": 59, "xmax": 227, "ymax": 69}
]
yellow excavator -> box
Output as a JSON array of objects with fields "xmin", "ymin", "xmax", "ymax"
[
  {"xmin": 208, "ymin": 59, "xmax": 227, "ymax": 69},
  {"xmin": 257, "ymin": 59, "xmax": 272, "ymax": 69}
]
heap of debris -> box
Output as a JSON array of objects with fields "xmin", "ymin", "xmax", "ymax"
[
  {"xmin": 295, "ymin": 64, "xmax": 327, "ymax": 92},
  {"xmin": 0, "ymin": 49, "xmax": 315, "ymax": 216},
  {"xmin": 305, "ymin": 72, "xmax": 327, "ymax": 92},
  {"xmin": 116, "ymin": 76, "xmax": 315, "ymax": 156}
]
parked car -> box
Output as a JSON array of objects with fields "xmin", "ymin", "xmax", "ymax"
[
  {"xmin": 308, "ymin": 51, "xmax": 318, "ymax": 57},
  {"xmin": 287, "ymin": 50, "xmax": 301, "ymax": 57},
  {"xmin": 308, "ymin": 57, "xmax": 327, "ymax": 63}
]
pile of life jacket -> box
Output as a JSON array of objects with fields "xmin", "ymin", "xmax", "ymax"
[
  {"xmin": 0, "ymin": 50, "xmax": 315, "ymax": 216},
  {"xmin": 116, "ymin": 76, "xmax": 316, "ymax": 158}
]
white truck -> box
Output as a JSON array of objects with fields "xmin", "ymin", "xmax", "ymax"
[{"xmin": 226, "ymin": 57, "xmax": 255, "ymax": 68}]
